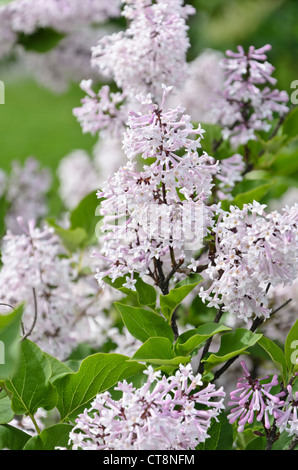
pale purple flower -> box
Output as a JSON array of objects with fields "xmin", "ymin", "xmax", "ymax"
[
  {"xmin": 200, "ymin": 202, "xmax": 298, "ymax": 322},
  {"xmin": 0, "ymin": 220, "xmax": 76, "ymax": 358},
  {"xmin": 68, "ymin": 364, "xmax": 225, "ymax": 450},
  {"xmin": 0, "ymin": 222, "xmax": 113, "ymax": 359},
  {"xmin": 0, "ymin": 0, "xmax": 121, "ymax": 58},
  {"xmin": 18, "ymin": 27, "xmax": 113, "ymax": 94},
  {"xmin": 5, "ymin": 158, "xmax": 52, "ymax": 234},
  {"xmin": 275, "ymin": 384, "xmax": 298, "ymax": 436},
  {"xmin": 73, "ymin": 81, "xmax": 127, "ymax": 138},
  {"xmin": 95, "ymin": 86, "xmax": 219, "ymax": 288},
  {"xmin": 228, "ymin": 361, "xmax": 284, "ymax": 432},
  {"xmin": 168, "ymin": 49, "xmax": 224, "ymax": 123},
  {"xmin": 212, "ymin": 45, "xmax": 289, "ymax": 148},
  {"xmin": 216, "ymin": 154, "xmax": 245, "ymax": 200},
  {"xmin": 91, "ymin": 0, "xmax": 195, "ymax": 101}
]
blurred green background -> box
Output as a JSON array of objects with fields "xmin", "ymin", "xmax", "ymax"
[{"xmin": 0, "ymin": 0, "xmax": 297, "ymax": 172}]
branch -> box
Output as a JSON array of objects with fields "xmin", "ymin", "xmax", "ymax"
[
  {"xmin": 288, "ymin": 436, "xmax": 298, "ymax": 451},
  {"xmin": 197, "ymin": 305, "xmax": 224, "ymax": 375},
  {"xmin": 22, "ymin": 288, "xmax": 38, "ymax": 341},
  {"xmin": 212, "ymin": 298, "xmax": 293, "ymax": 382}
]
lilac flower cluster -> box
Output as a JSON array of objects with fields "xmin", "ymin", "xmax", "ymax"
[
  {"xmin": 227, "ymin": 362, "xmax": 284, "ymax": 432},
  {"xmin": 0, "ymin": 221, "xmax": 113, "ymax": 359},
  {"xmin": 228, "ymin": 362, "xmax": 298, "ymax": 439},
  {"xmin": 95, "ymin": 86, "xmax": 219, "ymax": 289},
  {"xmin": 275, "ymin": 385, "xmax": 298, "ymax": 436},
  {"xmin": 3, "ymin": 158, "xmax": 52, "ymax": 234},
  {"xmin": 74, "ymin": 0, "xmax": 195, "ymax": 138},
  {"xmin": 68, "ymin": 364, "xmax": 225, "ymax": 450},
  {"xmin": 73, "ymin": 81, "xmax": 127, "ymax": 138},
  {"xmin": 0, "ymin": 220, "xmax": 76, "ymax": 358},
  {"xmin": 18, "ymin": 28, "xmax": 112, "ymax": 94},
  {"xmin": 168, "ymin": 49, "xmax": 224, "ymax": 124},
  {"xmin": 212, "ymin": 45, "xmax": 289, "ymax": 148},
  {"xmin": 92, "ymin": 0, "xmax": 195, "ymax": 100},
  {"xmin": 200, "ymin": 202, "xmax": 298, "ymax": 322},
  {"xmin": 216, "ymin": 154, "xmax": 245, "ymax": 201},
  {"xmin": 0, "ymin": 0, "xmax": 121, "ymax": 58}
]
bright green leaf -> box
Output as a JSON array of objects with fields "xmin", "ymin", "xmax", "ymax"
[
  {"xmin": 0, "ymin": 390, "xmax": 14, "ymax": 424},
  {"xmin": 0, "ymin": 424, "xmax": 31, "ymax": 450},
  {"xmin": 232, "ymin": 181, "xmax": 274, "ymax": 209},
  {"xmin": 129, "ymin": 337, "xmax": 190, "ymax": 366},
  {"xmin": 0, "ymin": 304, "xmax": 24, "ymax": 380},
  {"xmin": 44, "ymin": 352, "xmax": 74, "ymax": 382},
  {"xmin": 202, "ymin": 329, "xmax": 262, "ymax": 372},
  {"xmin": 53, "ymin": 353, "xmax": 145, "ymax": 422},
  {"xmin": 70, "ymin": 192, "xmax": 103, "ymax": 243},
  {"xmin": 285, "ymin": 319, "xmax": 298, "ymax": 374},
  {"xmin": 47, "ymin": 219, "xmax": 88, "ymax": 253},
  {"xmin": 104, "ymin": 274, "xmax": 156, "ymax": 308},
  {"xmin": 282, "ymin": 107, "xmax": 298, "ymax": 143},
  {"xmin": 24, "ymin": 424, "xmax": 73, "ymax": 450},
  {"xmin": 175, "ymin": 323, "xmax": 231, "ymax": 356},
  {"xmin": 258, "ymin": 336, "xmax": 288, "ymax": 382},
  {"xmin": 160, "ymin": 279, "xmax": 203, "ymax": 321},
  {"xmin": 115, "ymin": 303, "xmax": 174, "ymax": 343},
  {"xmin": 5, "ymin": 340, "xmax": 58, "ymax": 415}
]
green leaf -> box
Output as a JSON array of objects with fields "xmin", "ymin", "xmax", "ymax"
[
  {"xmin": 262, "ymin": 135, "xmax": 289, "ymax": 154},
  {"xmin": 245, "ymin": 436, "xmax": 267, "ymax": 450},
  {"xmin": 24, "ymin": 424, "xmax": 73, "ymax": 450},
  {"xmin": 197, "ymin": 414, "xmax": 233, "ymax": 450},
  {"xmin": 199, "ymin": 418, "xmax": 221, "ymax": 450},
  {"xmin": 5, "ymin": 340, "xmax": 58, "ymax": 415},
  {"xmin": 160, "ymin": 279, "xmax": 203, "ymax": 321},
  {"xmin": 199, "ymin": 122, "xmax": 222, "ymax": 155},
  {"xmin": 258, "ymin": 336, "xmax": 288, "ymax": 382},
  {"xmin": 115, "ymin": 303, "xmax": 174, "ymax": 343},
  {"xmin": 47, "ymin": 219, "xmax": 88, "ymax": 253},
  {"xmin": 202, "ymin": 329, "xmax": 262, "ymax": 372},
  {"xmin": 231, "ymin": 181, "xmax": 274, "ymax": 209},
  {"xmin": 175, "ymin": 323, "xmax": 231, "ymax": 356},
  {"xmin": 70, "ymin": 192, "xmax": 103, "ymax": 243},
  {"xmin": 282, "ymin": 107, "xmax": 298, "ymax": 143},
  {"xmin": 53, "ymin": 353, "xmax": 145, "ymax": 422},
  {"xmin": 104, "ymin": 274, "xmax": 156, "ymax": 308},
  {"xmin": 0, "ymin": 304, "xmax": 24, "ymax": 380},
  {"xmin": 0, "ymin": 390, "xmax": 14, "ymax": 424},
  {"xmin": 0, "ymin": 424, "xmax": 31, "ymax": 450},
  {"xmin": 44, "ymin": 352, "xmax": 74, "ymax": 382},
  {"xmin": 285, "ymin": 319, "xmax": 298, "ymax": 374},
  {"xmin": 18, "ymin": 28, "xmax": 65, "ymax": 53},
  {"xmin": 272, "ymin": 431, "xmax": 296, "ymax": 450},
  {"xmin": 0, "ymin": 196, "xmax": 9, "ymax": 238},
  {"xmin": 129, "ymin": 337, "xmax": 190, "ymax": 366},
  {"xmin": 133, "ymin": 277, "xmax": 157, "ymax": 308}
]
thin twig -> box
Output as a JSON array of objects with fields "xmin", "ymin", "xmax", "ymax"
[
  {"xmin": 197, "ymin": 305, "xmax": 224, "ymax": 375},
  {"xmin": 21, "ymin": 288, "xmax": 38, "ymax": 341},
  {"xmin": 212, "ymin": 298, "xmax": 292, "ymax": 382},
  {"xmin": 288, "ymin": 436, "xmax": 298, "ymax": 451}
]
